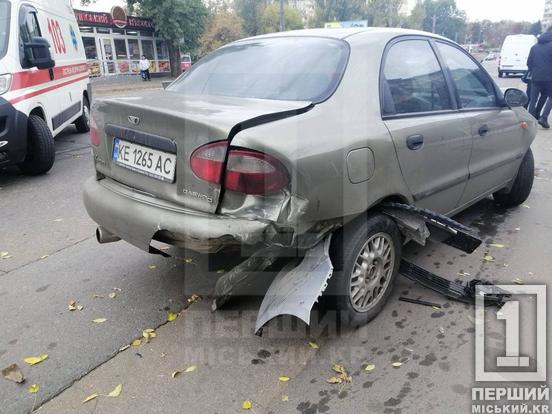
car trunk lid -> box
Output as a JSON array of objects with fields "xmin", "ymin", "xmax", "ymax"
[{"xmin": 93, "ymin": 90, "xmax": 311, "ymax": 214}]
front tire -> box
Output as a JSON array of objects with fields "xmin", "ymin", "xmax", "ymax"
[
  {"xmin": 324, "ymin": 214, "xmax": 401, "ymax": 328},
  {"xmin": 18, "ymin": 115, "xmax": 55, "ymax": 175},
  {"xmin": 493, "ymin": 148, "xmax": 534, "ymax": 207},
  {"xmin": 74, "ymin": 97, "xmax": 90, "ymax": 133}
]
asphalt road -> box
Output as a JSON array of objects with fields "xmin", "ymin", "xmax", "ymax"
[{"xmin": 0, "ymin": 63, "xmax": 551, "ymax": 414}]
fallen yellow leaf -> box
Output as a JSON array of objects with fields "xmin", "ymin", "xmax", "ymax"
[
  {"xmin": 82, "ymin": 394, "xmax": 98, "ymax": 404},
  {"xmin": 184, "ymin": 365, "xmax": 197, "ymax": 373},
  {"xmin": 92, "ymin": 318, "xmax": 107, "ymax": 324},
  {"xmin": 0, "ymin": 251, "xmax": 9, "ymax": 258},
  {"xmin": 167, "ymin": 312, "xmax": 178, "ymax": 322},
  {"xmin": 278, "ymin": 375, "xmax": 290, "ymax": 382},
  {"xmin": 108, "ymin": 292, "xmax": 117, "ymax": 299},
  {"xmin": 28, "ymin": 384, "xmax": 40, "ymax": 394},
  {"xmin": 188, "ymin": 294, "xmax": 200, "ymax": 304},
  {"xmin": 184, "ymin": 258, "xmax": 194, "ymax": 264},
  {"xmin": 364, "ymin": 363, "xmax": 376, "ymax": 372},
  {"xmin": 24, "ymin": 354, "xmax": 48, "ymax": 366},
  {"xmin": 108, "ymin": 384, "xmax": 122, "ymax": 398},
  {"xmin": 392, "ymin": 362, "xmax": 403, "ymax": 368},
  {"xmin": 308, "ymin": 341, "xmax": 319, "ymax": 349},
  {"xmin": 513, "ymin": 278, "xmax": 525, "ymax": 285},
  {"xmin": 148, "ymin": 265, "xmax": 157, "ymax": 270},
  {"xmin": 332, "ymin": 364, "xmax": 346, "ymax": 374},
  {"xmin": 282, "ymin": 395, "xmax": 289, "ymax": 402},
  {"xmin": 326, "ymin": 376, "xmax": 343, "ymax": 384},
  {"xmin": 40, "ymin": 255, "xmax": 49, "ymax": 260},
  {"xmin": 483, "ymin": 255, "xmax": 495, "ymax": 262},
  {"xmin": 171, "ymin": 370, "xmax": 181, "ymax": 378},
  {"xmin": 489, "ymin": 244, "xmax": 506, "ymax": 248},
  {"xmin": 242, "ymin": 400, "xmax": 252, "ymax": 410}
]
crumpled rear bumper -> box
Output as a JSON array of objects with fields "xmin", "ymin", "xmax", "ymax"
[{"xmin": 83, "ymin": 177, "xmax": 274, "ymax": 253}]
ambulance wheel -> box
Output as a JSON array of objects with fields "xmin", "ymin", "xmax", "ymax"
[
  {"xmin": 18, "ymin": 115, "xmax": 55, "ymax": 175},
  {"xmin": 75, "ymin": 97, "xmax": 90, "ymax": 133}
]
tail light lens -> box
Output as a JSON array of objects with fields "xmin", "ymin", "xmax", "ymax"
[
  {"xmin": 90, "ymin": 112, "xmax": 100, "ymax": 146},
  {"xmin": 191, "ymin": 141, "xmax": 289, "ymax": 195}
]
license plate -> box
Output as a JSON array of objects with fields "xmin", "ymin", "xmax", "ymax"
[{"xmin": 112, "ymin": 138, "xmax": 176, "ymax": 182}]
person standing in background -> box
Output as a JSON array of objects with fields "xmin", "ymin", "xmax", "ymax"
[
  {"xmin": 139, "ymin": 55, "xmax": 151, "ymax": 82},
  {"xmin": 527, "ymin": 27, "xmax": 552, "ymax": 129}
]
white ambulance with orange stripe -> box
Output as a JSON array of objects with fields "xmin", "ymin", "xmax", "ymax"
[{"xmin": 0, "ymin": 0, "xmax": 90, "ymax": 175}]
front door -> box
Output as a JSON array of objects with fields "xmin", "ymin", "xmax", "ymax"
[
  {"xmin": 382, "ymin": 39, "xmax": 472, "ymax": 214},
  {"xmin": 434, "ymin": 42, "xmax": 524, "ymax": 207},
  {"xmin": 99, "ymin": 38, "xmax": 116, "ymax": 75}
]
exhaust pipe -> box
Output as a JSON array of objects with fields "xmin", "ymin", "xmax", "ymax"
[{"xmin": 96, "ymin": 227, "xmax": 121, "ymax": 244}]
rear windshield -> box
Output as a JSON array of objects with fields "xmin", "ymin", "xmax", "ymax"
[
  {"xmin": 0, "ymin": 1, "xmax": 9, "ymax": 59},
  {"xmin": 168, "ymin": 37, "xmax": 349, "ymax": 102}
]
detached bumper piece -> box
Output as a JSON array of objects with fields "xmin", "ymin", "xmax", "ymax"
[{"xmin": 399, "ymin": 261, "xmax": 510, "ymax": 307}]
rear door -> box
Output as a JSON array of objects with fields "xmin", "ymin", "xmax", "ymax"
[
  {"xmin": 434, "ymin": 41, "xmax": 524, "ymax": 207},
  {"xmin": 381, "ymin": 38, "xmax": 472, "ymax": 214}
]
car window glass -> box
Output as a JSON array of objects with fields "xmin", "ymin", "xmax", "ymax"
[
  {"xmin": 20, "ymin": 12, "xmax": 41, "ymax": 43},
  {"xmin": 382, "ymin": 40, "xmax": 452, "ymax": 115},
  {"xmin": 436, "ymin": 42, "xmax": 497, "ymax": 109}
]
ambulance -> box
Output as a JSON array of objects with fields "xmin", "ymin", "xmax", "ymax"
[{"xmin": 0, "ymin": 0, "xmax": 90, "ymax": 175}]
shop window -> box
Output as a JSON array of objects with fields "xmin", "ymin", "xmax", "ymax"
[
  {"xmin": 112, "ymin": 28, "xmax": 125, "ymax": 35},
  {"xmin": 114, "ymin": 39, "xmax": 128, "ymax": 59},
  {"xmin": 96, "ymin": 27, "xmax": 110, "ymax": 34},
  {"xmin": 141, "ymin": 39, "xmax": 154, "ymax": 59},
  {"xmin": 156, "ymin": 41, "xmax": 168, "ymax": 59},
  {"xmin": 140, "ymin": 31, "xmax": 153, "ymax": 37},
  {"xmin": 128, "ymin": 38, "xmax": 140, "ymax": 59},
  {"xmin": 126, "ymin": 30, "xmax": 138, "ymax": 36},
  {"xmin": 83, "ymin": 37, "xmax": 98, "ymax": 60},
  {"xmin": 79, "ymin": 26, "xmax": 94, "ymax": 33}
]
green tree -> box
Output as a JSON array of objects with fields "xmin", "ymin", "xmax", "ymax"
[
  {"xmin": 260, "ymin": 3, "xmax": 304, "ymax": 34},
  {"xmin": 368, "ymin": 0, "xmax": 405, "ymax": 27},
  {"xmin": 421, "ymin": 0, "xmax": 467, "ymax": 42},
  {"xmin": 408, "ymin": 0, "xmax": 426, "ymax": 30},
  {"xmin": 235, "ymin": 0, "xmax": 269, "ymax": 36},
  {"xmin": 125, "ymin": 0, "xmax": 208, "ymax": 76},
  {"xmin": 312, "ymin": 0, "xmax": 366, "ymax": 27},
  {"xmin": 199, "ymin": 12, "xmax": 245, "ymax": 56}
]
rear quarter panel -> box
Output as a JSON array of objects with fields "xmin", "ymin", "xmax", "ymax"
[{"xmin": 229, "ymin": 34, "xmax": 412, "ymax": 225}]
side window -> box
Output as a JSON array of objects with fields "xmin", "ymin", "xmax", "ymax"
[
  {"xmin": 382, "ymin": 40, "xmax": 452, "ymax": 116},
  {"xmin": 20, "ymin": 11, "xmax": 41, "ymax": 43},
  {"xmin": 436, "ymin": 42, "xmax": 497, "ymax": 109}
]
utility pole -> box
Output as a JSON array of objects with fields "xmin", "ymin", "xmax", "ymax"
[
  {"xmin": 432, "ymin": 14, "xmax": 437, "ymax": 33},
  {"xmin": 279, "ymin": 0, "xmax": 285, "ymax": 32}
]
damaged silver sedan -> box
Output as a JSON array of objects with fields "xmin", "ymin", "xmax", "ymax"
[{"xmin": 84, "ymin": 28, "xmax": 537, "ymax": 333}]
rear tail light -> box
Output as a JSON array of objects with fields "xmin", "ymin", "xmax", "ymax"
[
  {"xmin": 90, "ymin": 112, "xmax": 100, "ymax": 146},
  {"xmin": 190, "ymin": 141, "xmax": 289, "ymax": 195}
]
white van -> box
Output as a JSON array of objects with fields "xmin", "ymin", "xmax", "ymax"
[
  {"xmin": 0, "ymin": 0, "xmax": 90, "ymax": 175},
  {"xmin": 498, "ymin": 34, "xmax": 537, "ymax": 78}
]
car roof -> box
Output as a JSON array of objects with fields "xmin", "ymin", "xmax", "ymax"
[{"xmin": 241, "ymin": 27, "xmax": 449, "ymax": 43}]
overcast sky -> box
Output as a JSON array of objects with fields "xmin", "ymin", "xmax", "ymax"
[{"xmin": 74, "ymin": 0, "xmax": 547, "ymax": 23}]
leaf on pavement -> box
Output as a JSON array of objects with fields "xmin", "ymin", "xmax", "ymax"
[
  {"xmin": 187, "ymin": 294, "xmax": 200, "ymax": 304},
  {"xmin": 513, "ymin": 278, "xmax": 525, "ymax": 285},
  {"xmin": 331, "ymin": 364, "xmax": 346, "ymax": 375},
  {"xmin": 82, "ymin": 394, "xmax": 98, "ymax": 404},
  {"xmin": 108, "ymin": 384, "xmax": 122, "ymax": 398},
  {"xmin": 131, "ymin": 339, "xmax": 142, "ymax": 346},
  {"xmin": 24, "ymin": 354, "xmax": 48, "ymax": 366},
  {"xmin": 108, "ymin": 292, "xmax": 117, "ymax": 299},
  {"xmin": 364, "ymin": 363, "xmax": 376, "ymax": 372},
  {"xmin": 0, "ymin": 251, "xmax": 9, "ymax": 258},
  {"xmin": 68, "ymin": 300, "xmax": 83, "ymax": 311},
  {"xmin": 282, "ymin": 395, "xmax": 289, "ymax": 402},
  {"xmin": 278, "ymin": 375, "xmax": 290, "ymax": 382},
  {"xmin": 483, "ymin": 255, "xmax": 495, "ymax": 262},
  {"xmin": 40, "ymin": 255, "xmax": 49, "ymax": 260},
  {"xmin": 308, "ymin": 341, "xmax": 319, "ymax": 349},
  {"xmin": 171, "ymin": 370, "xmax": 181, "ymax": 378},
  {"xmin": 242, "ymin": 400, "xmax": 252, "ymax": 410},
  {"xmin": 167, "ymin": 312, "xmax": 178, "ymax": 322},
  {"xmin": 184, "ymin": 365, "xmax": 196, "ymax": 373},
  {"xmin": 392, "ymin": 362, "xmax": 403, "ymax": 368},
  {"xmin": 2, "ymin": 364, "xmax": 25, "ymax": 383},
  {"xmin": 326, "ymin": 376, "xmax": 343, "ymax": 384},
  {"xmin": 148, "ymin": 265, "xmax": 157, "ymax": 270},
  {"xmin": 489, "ymin": 244, "xmax": 506, "ymax": 248},
  {"xmin": 92, "ymin": 318, "xmax": 107, "ymax": 324},
  {"xmin": 28, "ymin": 384, "xmax": 40, "ymax": 394}
]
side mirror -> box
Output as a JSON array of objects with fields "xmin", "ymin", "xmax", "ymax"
[
  {"xmin": 162, "ymin": 80, "xmax": 172, "ymax": 90},
  {"xmin": 24, "ymin": 37, "xmax": 55, "ymax": 70},
  {"xmin": 503, "ymin": 88, "xmax": 528, "ymax": 108}
]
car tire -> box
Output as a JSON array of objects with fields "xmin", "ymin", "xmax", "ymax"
[
  {"xmin": 493, "ymin": 148, "xmax": 534, "ymax": 207},
  {"xmin": 18, "ymin": 115, "xmax": 55, "ymax": 176},
  {"xmin": 74, "ymin": 97, "xmax": 90, "ymax": 133},
  {"xmin": 323, "ymin": 214, "xmax": 402, "ymax": 328}
]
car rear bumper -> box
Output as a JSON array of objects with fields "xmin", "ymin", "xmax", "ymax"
[{"xmin": 83, "ymin": 177, "xmax": 273, "ymax": 253}]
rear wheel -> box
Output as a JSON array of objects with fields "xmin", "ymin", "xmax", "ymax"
[
  {"xmin": 324, "ymin": 214, "xmax": 401, "ymax": 328},
  {"xmin": 493, "ymin": 148, "xmax": 534, "ymax": 207},
  {"xmin": 74, "ymin": 96, "xmax": 90, "ymax": 133},
  {"xmin": 18, "ymin": 115, "xmax": 55, "ymax": 175}
]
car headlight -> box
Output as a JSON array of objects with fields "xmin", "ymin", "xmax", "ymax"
[{"xmin": 0, "ymin": 74, "xmax": 12, "ymax": 95}]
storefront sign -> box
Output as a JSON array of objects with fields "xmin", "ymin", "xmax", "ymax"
[{"xmin": 74, "ymin": 9, "xmax": 155, "ymax": 31}]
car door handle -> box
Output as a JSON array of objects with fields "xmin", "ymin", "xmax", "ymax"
[
  {"xmin": 478, "ymin": 125, "xmax": 490, "ymax": 136},
  {"xmin": 406, "ymin": 134, "xmax": 424, "ymax": 150}
]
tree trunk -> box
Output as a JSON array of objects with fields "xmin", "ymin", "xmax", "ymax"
[{"xmin": 168, "ymin": 43, "xmax": 181, "ymax": 79}]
